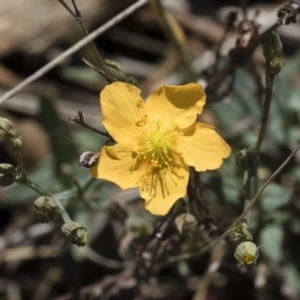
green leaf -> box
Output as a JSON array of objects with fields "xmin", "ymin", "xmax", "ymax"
[
  {"xmin": 259, "ymin": 223, "xmax": 283, "ymax": 261},
  {"xmin": 261, "ymin": 183, "xmax": 292, "ymax": 212}
]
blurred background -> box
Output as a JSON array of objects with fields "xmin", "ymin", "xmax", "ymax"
[{"xmin": 1, "ymin": 0, "xmax": 300, "ymax": 299}]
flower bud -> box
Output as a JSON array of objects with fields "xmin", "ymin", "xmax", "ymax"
[
  {"xmin": 34, "ymin": 196, "xmax": 59, "ymax": 222},
  {"xmin": 79, "ymin": 151, "xmax": 99, "ymax": 168},
  {"xmin": 0, "ymin": 163, "xmax": 16, "ymax": 186},
  {"xmin": 230, "ymin": 222, "xmax": 252, "ymax": 241},
  {"xmin": 61, "ymin": 221, "xmax": 88, "ymax": 247},
  {"xmin": 0, "ymin": 118, "xmax": 18, "ymax": 139},
  {"xmin": 263, "ymin": 30, "xmax": 282, "ymax": 63},
  {"xmin": 269, "ymin": 56, "xmax": 282, "ymax": 76},
  {"xmin": 11, "ymin": 137, "xmax": 24, "ymax": 151},
  {"xmin": 234, "ymin": 241, "xmax": 260, "ymax": 266},
  {"xmin": 175, "ymin": 213, "xmax": 197, "ymax": 236},
  {"xmin": 235, "ymin": 146, "xmax": 259, "ymax": 172}
]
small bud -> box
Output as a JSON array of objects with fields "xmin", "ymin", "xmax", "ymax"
[
  {"xmin": 175, "ymin": 213, "xmax": 197, "ymax": 236},
  {"xmin": 104, "ymin": 60, "xmax": 137, "ymax": 86},
  {"xmin": 105, "ymin": 59, "xmax": 123, "ymax": 72},
  {"xmin": 79, "ymin": 151, "xmax": 99, "ymax": 168},
  {"xmin": 269, "ymin": 56, "xmax": 282, "ymax": 76},
  {"xmin": 61, "ymin": 222, "xmax": 88, "ymax": 247},
  {"xmin": 234, "ymin": 241, "xmax": 260, "ymax": 267},
  {"xmin": 235, "ymin": 146, "xmax": 259, "ymax": 172},
  {"xmin": 126, "ymin": 76, "xmax": 137, "ymax": 86},
  {"xmin": 11, "ymin": 137, "xmax": 24, "ymax": 151},
  {"xmin": 230, "ymin": 222, "xmax": 252, "ymax": 241},
  {"xmin": 34, "ymin": 196, "xmax": 59, "ymax": 222},
  {"xmin": 263, "ymin": 30, "xmax": 282, "ymax": 63},
  {"xmin": 0, "ymin": 118, "xmax": 18, "ymax": 139},
  {"xmin": 0, "ymin": 163, "xmax": 16, "ymax": 186}
]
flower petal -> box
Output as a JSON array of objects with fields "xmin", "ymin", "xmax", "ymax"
[
  {"xmin": 181, "ymin": 123, "xmax": 231, "ymax": 171},
  {"xmin": 100, "ymin": 82, "xmax": 145, "ymax": 143},
  {"xmin": 140, "ymin": 156, "xmax": 189, "ymax": 215},
  {"xmin": 90, "ymin": 144, "xmax": 146, "ymax": 190},
  {"xmin": 145, "ymin": 83, "xmax": 206, "ymax": 129}
]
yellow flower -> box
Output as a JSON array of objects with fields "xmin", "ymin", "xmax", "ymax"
[{"xmin": 90, "ymin": 82, "xmax": 231, "ymax": 215}]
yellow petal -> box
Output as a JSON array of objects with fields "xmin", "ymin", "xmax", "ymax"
[
  {"xmin": 100, "ymin": 82, "xmax": 145, "ymax": 143},
  {"xmin": 145, "ymin": 83, "xmax": 206, "ymax": 129},
  {"xmin": 181, "ymin": 123, "xmax": 231, "ymax": 171},
  {"xmin": 90, "ymin": 144, "xmax": 146, "ymax": 190},
  {"xmin": 140, "ymin": 156, "xmax": 189, "ymax": 215}
]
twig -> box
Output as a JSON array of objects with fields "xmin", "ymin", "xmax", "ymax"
[
  {"xmin": 69, "ymin": 111, "xmax": 111, "ymax": 138},
  {"xmin": 58, "ymin": 0, "xmax": 114, "ymax": 82},
  {"xmin": 0, "ymin": 0, "xmax": 148, "ymax": 105},
  {"xmin": 156, "ymin": 144, "xmax": 300, "ymax": 268}
]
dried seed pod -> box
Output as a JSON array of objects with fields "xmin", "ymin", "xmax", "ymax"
[
  {"xmin": 234, "ymin": 241, "xmax": 260, "ymax": 267},
  {"xmin": 278, "ymin": 2, "xmax": 300, "ymax": 25},
  {"xmin": 61, "ymin": 221, "xmax": 88, "ymax": 247},
  {"xmin": 175, "ymin": 213, "xmax": 197, "ymax": 236},
  {"xmin": 79, "ymin": 151, "xmax": 99, "ymax": 168},
  {"xmin": 34, "ymin": 196, "xmax": 59, "ymax": 222},
  {"xmin": 230, "ymin": 222, "xmax": 252, "ymax": 241}
]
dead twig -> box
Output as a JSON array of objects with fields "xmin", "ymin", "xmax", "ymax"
[
  {"xmin": 69, "ymin": 110, "xmax": 111, "ymax": 138},
  {"xmin": 58, "ymin": 0, "xmax": 114, "ymax": 83}
]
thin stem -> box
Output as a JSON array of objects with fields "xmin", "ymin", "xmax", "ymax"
[
  {"xmin": 156, "ymin": 144, "xmax": 300, "ymax": 268},
  {"xmin": 0, "ymin": 0, "xmax": 148, "ymax": 105},
  {"xmin": 70, "ymin": 111, "xmax": 111, "ymax": 138},
  {"xmin": 22, "ymin": 178, "xmax": 71, "ymax": 223},
  {"xmin": 256, "ymin": 72, "xmax": 274, "ymax": 151},
  {"xmin": 151, "ymin": 0, "xmax": 197, "ymax": 82},
  {"xmin": 82, "ymin": 246, "xmax": 133, "ymax": 269},
  {"xmin": 14, "ymin": 152, "xmax": 28, "ymax": 182},
  {"xmin": 58, "ymin": 0, "xmax": 114, "ymax": 82}
]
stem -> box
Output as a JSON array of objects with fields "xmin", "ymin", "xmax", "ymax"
[
  {"xmin": 256, "ymin": 72, "xmax": 274, "ymax": 151},
  {"xmin": 70, "ymin": 111, "xmax": 111, "ymax": 138},
  {"xmin": 150, "ymin": 0, "xmax": 197, "ymax": 82},
  {"xmin": 14, "ymin": 152, "xmax": 28, "ymax": 182}
]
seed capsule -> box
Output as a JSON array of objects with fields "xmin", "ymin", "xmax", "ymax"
[
  {"xmin": 61, "ymin": 221, "xmax": 88, "ymax": 247},
  {"xmin": 79, "ymin": 151, "xmax": 99, "ymax": 168},
  {"xmin": 234, "ymin": 241, "xmax": 260, "ymax": 267},
  {"xmin": 175, "ymin": 213, "xmax": 197, "ymax": 236},
  {"xmin": 34, "ymin": 196, "xmax": 59, "ymax": 222},
  {"xmin": 230, "ymin": 222, "xmax": 252, "ymax": 241}
]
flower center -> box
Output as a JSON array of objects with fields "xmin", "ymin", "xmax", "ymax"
[
  {"xmin": 135, "ymin": 118, "xmax": 180, "ymax": 168},
  {"xmin": 130, "ymin": 117, "xmax": 185, "ymax": 199}
]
